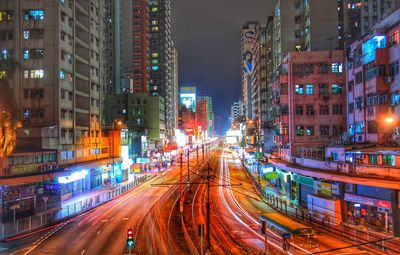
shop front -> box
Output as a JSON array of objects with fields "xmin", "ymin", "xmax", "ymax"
[
  {"xmin": 91, "ymin": 167, "xmax": 103, "ymax": 189},
  {"xmin": 58, "ymin": 170, "xmax": 90, "ymax": 201},
  {"xmin": 344, "ymin": 193, "xmax": 393, "ymax": 232},
  {"xmin": 294, "ymin": 174, "xmax": 315, "ymax": 208}
]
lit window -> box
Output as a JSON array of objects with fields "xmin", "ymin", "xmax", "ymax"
[
  {"xmin": 23, "ymin": 49, "xmax": 29, "ymax": 60},
  {"xmin": 151, "ymin": 7, "xmax": 158, "ymax": 12},
  {"xmin": 305, "ymin": 84, "xmax": 314, "ymax": 95},
  {"xmin": 296, "ymin": 126, "xmax": 304, "ymax": 136},
  {"xmin": 0, "ymin": 11, "xmax": 13, "ymax": 22},
  {"xmin": 306, "ymin": 126, "xmax": 314, "ymax": 136},
  {"xmin": 295, "ymin": 84, "xmax": 304, "ymax": 94},
  {"xmin": 24, "ymin": 70, "xmax": 29, "ymax": 78},
  {"xmin": 151, "ymin": 20, "xmax": 158, "ymax": 25},
  {"xmin": 23, "ymin": 30, "xmax": 29, "ymax": 40},
  {"xmin": 0, "ymin": 70, "xmax": 6, "ymax": 79},
  {"xmin": 152, "ymin": 59, "xmax": 158, "ymax": 64},
  {"xmin": 151, "ymin": 65, "xmax": 159, "ymax": 71},
  {"xmin": 331, "ymin": 84, "xmax": 342, "ymax": 94},
  {"xmin": 31, "ymin": 69, "xmax": 44, "ymax": 79},
  {"xmin": 152, "ymin": 27, "xmax": 159, "ymax": 32},
  {"xmin": 1, "ymin": 49, "xmax": 9, "ymax": 60},
  {"xmin": 60, "ymin": 69, "xmax": 65, "ymax": 79},
  {"xmin": 151, "ymin": 53, "xmax": 158, "ymax": 58},
  {"xmin": 331, "ymin": 62, "xmax": 343, "ymax": 73},
  {"xmin": 24, "ymin": 10, "xmax": 44, "ymax": 21}
]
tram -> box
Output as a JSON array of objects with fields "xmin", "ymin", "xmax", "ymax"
[{"xmin": 261, "ymin": 212, "xmax": 319, "ymax": 249}]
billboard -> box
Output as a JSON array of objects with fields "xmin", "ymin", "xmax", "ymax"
[
  {"xmin": 242, "ymin": 28, "xmax": 255, "ymax": 75},
  {"xmin": 180, "ymin": 93, "xmax": 196, "ymax": 112}
]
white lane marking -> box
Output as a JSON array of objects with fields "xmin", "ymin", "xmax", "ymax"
[
  {"xmin": 81, "ymin": 249, "xmax": 86, "ymax": 254},
  {"xmin": 122, "ymin": 217, "xmax": 129, "ymax": 220},
  {"xmin": 101, "ymin": 219, "xmax": 109, "ymax": 222},
  {"xmin": 22, "ymin": 245, "xmax": 37, "ymax": 255},
  {"xmin": 97, "ymin": 231, "xmax": 101, "ymax": 235}
]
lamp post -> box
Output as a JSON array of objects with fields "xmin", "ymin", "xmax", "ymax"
[{"xmin": 196, "ymin": 145, "xmax": 199, "ymax": 174}]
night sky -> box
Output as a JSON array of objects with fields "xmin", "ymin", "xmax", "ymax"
[{"xmin": 171, "ymin": 0, "xmax": 274, "ymax": 134}]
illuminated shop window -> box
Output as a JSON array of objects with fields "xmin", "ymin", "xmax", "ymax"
[{"xmin": 24, "ymin": 10, "xmax": 44, "ymax": 21}]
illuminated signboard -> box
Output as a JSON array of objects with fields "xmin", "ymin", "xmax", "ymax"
[
  {"xmin": 180, "ymin": 93, "xmax": 196, "ymax": 112},
  {"xmin": 58, "ymin": 170, "xmax": 88, "ymax": 184}
]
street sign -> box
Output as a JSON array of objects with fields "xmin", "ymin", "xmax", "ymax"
[
  {"xmin": 265, "ymin": 171, "xmax": 278, "ymax": 180},
  {"xmin": 10, "ymin": 204, "xmax": 20, "ymax": 210},
  {"xmin": 43, "ymin": 196, "xmax": 49, "ymax": 203}
]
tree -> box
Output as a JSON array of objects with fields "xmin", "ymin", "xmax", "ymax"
[{"xmin": 0, "ymin": 58, "xmax": 20, "ymax": 157}]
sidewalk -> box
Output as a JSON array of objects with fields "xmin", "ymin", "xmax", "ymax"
[{"xmin": 236, "ymin": 154, "xmax": 400, "ymax": 253}]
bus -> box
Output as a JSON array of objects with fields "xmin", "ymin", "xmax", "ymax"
[{"xmin": 261, "ymin": 212, "xmax": 319, "ymax": 249}]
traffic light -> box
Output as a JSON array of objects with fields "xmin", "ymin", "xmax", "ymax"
[{"xmin": 127, "ymin": 228, "xmax": 135, "ymax": 248}]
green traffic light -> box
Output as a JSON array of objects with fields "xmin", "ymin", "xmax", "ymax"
[{"xmin": 127, "ymin": 239, "xmax": 135, "ymax": 247}]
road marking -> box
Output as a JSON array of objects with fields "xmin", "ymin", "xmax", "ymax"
[
  {"xmin": 97, "ymin": 231, "xmax": 101, "ymax": 235},
  {"xmin": 81, "ymin": 249, "xmax": 86, "ymax": 254},
  {"xmin": 22, "ymin": 245, "xmax": 37, "ymax": 255},
  {"xmin": 122, "ymin": 217, "xmax": 129, "ymax": 220},
  {"xmin": 101, "ymin": 219, "xmax": 109, "ymax": 222}
]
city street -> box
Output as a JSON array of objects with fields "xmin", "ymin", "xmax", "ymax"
[{"xmin": 0, "ymin": 150, "xmax": 206, "ymax": 255}]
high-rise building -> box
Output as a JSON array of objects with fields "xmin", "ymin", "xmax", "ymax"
[
  {"xmin": 273, "ymin": 51, "xmax": 346, "ymax": 160},
  {"xmin": 241, "ymin": 21, "xmax": 258, "ymax": 119},
  {"xmin": 148, "ymin": 0, "xmax": 175, "ymax": 139},
  {"xmin": 171, "ymin": 47, "xmax": 179, "ymax": 134},
  {"xmin": 339, "ymin": 0, "xmax": 400, "ymax": 46},
  {"xmin": 273, "ymin": 0, "xmax": 340, "ymax": 72},
  {"xmin": 2, "ymin": 0, "xmax": 109, "ymax": 160},
  {"xmin": 230, "ymin": 101, "xmax": 244, "ymax": 123},
  {"xmin": 196, "ymin": 96, "xmax": 213, "ymax": 139},
  {"xmin": 346, "ymin": 9, "xmax": 400, "ymax": 145},
  {"xmin": 0, "ymin": 0, "xmax": 125, "ymax": 221},
  {"xmin": 121, "ymin": 0, "xmax": 149, "ymax": 93}
]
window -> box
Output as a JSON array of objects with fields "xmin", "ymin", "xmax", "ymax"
[
  {"xmin": 306, "ymin": 105, "xmax": 314, "ymax": 115},
  {"xmin": 296, "ymin": 126, "xmax": 304, "ymax": 136},
  {"xmin": 151, "ymin": 27, "xmax": 159, "ymax": 32},
  {"xmin": 151, "ymin": 53, "xmax": 158, "ymax": 58},
  {"xmin": 24, "ymin": 89, "xmax": 29, "ymax": 99},
  {"xmin": 60, "ymin": 70, "xmax": 65, "ymax": 79},
  {"xmin": 294, "ymin": 15, "xmax": 302, "ymax": 24},
  {"xmin": 390, "ymin": 61, "xmax": 399, "ymax": 76},
  {"xmin": 318, "ymin": 63, "xmax": 329, "ymax": 73},
  {"xmin": 305, "ymin": 84, "xmax": 314, "ymax": 95},
  {"xmin": 348, "ymin": 81, "xmax": 354, "ymax": 92},
  {"xmin": 30, "ymin": 89, "xmax": 43, "ymax": 98},
  {"xmin": 295, "ymin": 84, "xmax": 303, "ymax": 94},
  {"xmin": 0, "ymin": 70, "xmax": 6, "ymax": 79},
  {"xmin": 367, "ymin": 120, "xmax": 378, "ymax": 134},
  {"xmin": 332, "ymin": 104, "xmax": 343, "ymax": 114},
  {"xmin": 24, "ymin": 69, "xmax": 44, "ymax": 79},
  {"xmin": 296, "ymin": 105, "xmax": 303, "ymax": 115},
  {"xmin": 151, "ymin": 7, "xmax": 158, "ymax": 12},
  {"xmin": 355, "ymin": 72, "xmax": 362, "ymax": 84},
  {"xmin": 348, "ymin": 103, "xmax": 354, "ymax": 113},
  {"xmin": 331, "ymin": 152, "xmax": 339, "ymax": 161},
  {"xmin": 318, "ymin": 84, "xmax": 329, "ymax": 95},
  {"xmin": 306, "ymin": 126, "xmax": 314, "ymax": 136},
  {"xmin": 319, "ymin": 105, "xmax": 329, "ymax": 115},
  {"xmin": 382, "ymin": 155, "xmax": 395, "ymax": 166},
  {"xmin": 24, "ymin": 10, "xmax": 44, "ymax": 21},
  {"xmin": 331, "ymin": 84, "xmax": 342, "ymax": 94},
  {"xmin": 368, "ymin": 155, "xmax": 378, "ymax": 164},
  {"xmin": 332, "ymin": 125, "xmax": 343, "ymax": 136},
  {"xmin": 295, "ymin": 30, "xmax": 301, "ymax": 38},
  {"xmin": 151, "ymin": 65, "xmax": 159, "ymax": 71},
  {"xmin": 152, "ymin": 59, "xmax": 159, "ymax": 65},
  {"xmin": 23, "ymin": 49, "xmax": 44, "ymax": 60},
  {"xmin": 320, "ymin": 125, "xmax": 330, "ymax": 136},
  {"xmin": 0, "ymin": 10, "xmax": 13, "ymax": 22},
  {"xmin": 331, "ymin": 62, "xmax": 343, "ymax": 73}
]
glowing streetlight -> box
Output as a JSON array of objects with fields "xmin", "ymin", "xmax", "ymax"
[{"xmin": 385, "ymin": 117, "xmax": 395, "ymax": 124}]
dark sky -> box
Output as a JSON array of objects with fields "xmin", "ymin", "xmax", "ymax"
[{"xmin": 171, "ymin": 0, "xmax": 275, "ymax": 134}]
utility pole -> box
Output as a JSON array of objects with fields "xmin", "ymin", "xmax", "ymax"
[
  {"xmin": 202, "ymin": 144, "xmax": 205, "ymax": 164},
  {"xmin": 206, "ymin": 164, "xmax": 211, "ymax": 254},
  {"xmin": 196, "ymin": 145, "xmax": 199, "ymax": 174},
  {"xmin": 187, "ymin": 148, "xmax": 190, "ymax": 184},
  {"xmin": 179, "ymin": 150, "xmax": 183, "ymax": 213}
]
